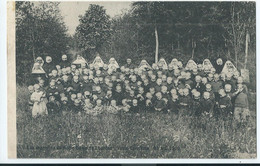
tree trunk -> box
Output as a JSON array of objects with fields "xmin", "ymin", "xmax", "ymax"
[
  {"xmin": 244, "ymin": 30, "xmax": 250, "ymax": 69},
  {"xmin": 155, "ymin": 25, "xmax": 159, "ymax": 63},
  {"xmin": 191, "ymin": 39, "xmax": 196, "ymax": 59},
  {"xmin": 231, "ymin": 3, "xmax": 238, "ymax": 67}
]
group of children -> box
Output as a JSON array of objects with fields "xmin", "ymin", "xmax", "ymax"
[{"xmin": 28, "ymin": 55, "xmax": 250, "ymax": 123}]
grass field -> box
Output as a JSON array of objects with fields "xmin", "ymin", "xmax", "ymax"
[{"xmin": 16, "ymin": 85, "xmax": 256, "ymax": 158}]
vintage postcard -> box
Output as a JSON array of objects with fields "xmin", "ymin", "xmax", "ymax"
[{"xmin": 7, "ymin": 0, "xmax": 256, "ymax": 159}]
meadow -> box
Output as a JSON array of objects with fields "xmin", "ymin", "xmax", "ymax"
[{"xmin": 16, "ymin": 85, "xmax": 256, "ymax": 158}]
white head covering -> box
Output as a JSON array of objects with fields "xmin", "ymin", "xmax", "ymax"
[
  {"xmin": 221, "ymin": 60, "xmax": 238, "ymax": 75},
  {"xmin": 158, "ymin": 58, "xmax": 168, "ymax": 70},
  {"xmin": 108, "ymin": 57, "xmax": 119, "ymax": 71},
  {"xmin": 92, "ymin": 56, "xmax": 105, "ymax": 68},
  {"xmin": 185, "ymin": 59, "xmax": 197, "ymax": 70},
  {"xmin": 72, "ymin": 55, "xmax": 88, "ymax": 66},
  {"xmin": 170, "ymin": 58, "xmax": 179, "ymax": 68},
  {"xmin": 202, "ymin": 59, "xmax": 213, "ymax": 72},
  {"xmin": 138, "ymin": 60, "xmax": 152, "ymax": 71},
  {"xmin": 32, "ymin": 62, "xmax": 45, "ymax": 74}
]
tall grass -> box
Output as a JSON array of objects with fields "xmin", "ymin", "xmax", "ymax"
[{"xmin": 16, "ymin": 85, "xmax": 256, "ymax": 158}]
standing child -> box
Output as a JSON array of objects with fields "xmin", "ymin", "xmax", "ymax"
[
  {"xmin": 28, "ymin": 85, "xmax": 34, "ymax": 111},
  {"xmin": 61, "ymin": 96, "xmax": 70, "ymax": 116},
  {"xmin": 216, "ymin": 89, "xmax": 232, "ymax": 120},
  {"xmin": 31, "ymin": 84, "xmax": 48, "ymax": 118},
  {"xmin": 233, "ymin": 86, "xmax": 250, "ymax": 127}
]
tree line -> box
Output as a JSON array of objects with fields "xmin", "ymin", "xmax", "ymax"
[{"xmin": 16, "ymin": 2, "xmax": 256, "ymax": 88}]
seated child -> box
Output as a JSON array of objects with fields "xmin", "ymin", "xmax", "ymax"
[
  {"xmin": 92, "ymin": 99, "xmax": 103, "ymax": 116},
  {"xmin": 121, "ymin": 99, "xmax": 131, "ymax": 113},
  {"xmin": 201, "ymin": 91, "xmax": 214, "ymax": 116},
  {"xmin": 154, "ymin": 92, "xmax": 166, "ymax": 112},
  {"xmin": 84, "ymin": 98, "xmax": 94, "ymax": 114},
  {"xmin": 108, "ymin": 100, "xmax": 119, "ymax": 114},
  {"xmin": 130, "ymin": 99, "xmax": 139, "ymax": 113},
  {"xmin": 168, "ymin": 94, "xmax": 179, "ymax": 114}
]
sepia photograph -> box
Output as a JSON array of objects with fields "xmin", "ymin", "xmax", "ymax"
[{"xmin": 13, "ymin": 1, "xmax": 256, "ymax": 159}]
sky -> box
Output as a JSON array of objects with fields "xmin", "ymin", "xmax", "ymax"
[{"xmin": 59, "ymin": 1, "xmax": 132, "ymax": 35}]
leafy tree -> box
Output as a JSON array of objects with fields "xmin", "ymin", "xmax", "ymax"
[
  {"xmin": 75, "ymin": 4, "xmax": 111, "ymax": 60},
  {"xmin": 16, "ymin": 2, "xmax": 69, "ymax": 84}
]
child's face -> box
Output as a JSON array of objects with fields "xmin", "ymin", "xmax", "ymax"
[
  {"xmin": 162, "ymin": 76, "xmax": 167, "ymax": 82},
  {"xmin": 237, "ymin": 77, "xmax": 243, "ymax": 84},
  {"xmin": 162, "ymin": 88, "xmax": 167, "ymax": 94},
  {"xmin": 203, "ymin": 93, "xmax": 210, "ymax": 100},
  {"xmin": 112, "ymin": 76, "xmax": 117, "ymax": 81},
  {"xmin": 146, "ymin": 93, "xmax": 152, "ymax": 99},
  {"xmin": 130, "ymin": 91, "xmax": 135, "ymax": 97},
  {"xmin": 202, "ymin": 78, "xmax": 207, "ymax": 84},
  {"xmin": 156, "ymin": 79, "xmax": 162, "ymax": 85},
  {"xmin": 184, "ymin": 91, "xmax": 189, "ymax": 96},
  {"xmin": 167, "ymin": 78, "xmax": 172, "ymax": 84},
  {"xmin": 195, "ymin": 77, "xmax": 201, "ymax": 83},
  {"xmin": 150, "ymin": 88, "xmax": 155, "ymax": 94},
  {"xmin": 133, "ymin": 100, "xmax": 137, "ymax": 106},
  {"xmin": 85, "ymin": 99, "xmax": 90, "ymax": 104},
  {"xmin": 139, "ymin": 88, "xmax": 144, "ymax": 94},
  {"xmin": 225, "ymin": 87, "xmax": 231, "ymax": 92},
  {"xmin": 131, "ymin": 77, "xmax": 137, "ymax": 82},
  {"xmin": 127, "ymin": 59, "xmax": 131, "ymax": 64},
  {"xmin": 50, "ymin": 96, "xmax": 55, "ymax": 102},
  {"xmin": 52, "ymin": 71, "xmax": 57, "ymax": 77},
  {"xmin": 156, "ymin": 94, "xmax": 162, "ymax": 100},
  {"xmin": 137, "ymin": 81, "xmax": 142, "ymax": 87},
  {"xmin": 94, "ymin": 78, "xmax": 99, "ymax": 84},
  {"xmin": 116, "ymin": 86, "xmax": 122, "ymax": 92},
  {"xmin": 143, "ymin": 79, "xmax": 149, "ymax": 85},
  {"xmin": 96, "ymin": 101, "xmax": 102, "ymax": 106},
  {"xmin": 50, "ymin": 82, "xmax": 55, "ymax": 88},
  {"xmin": 74, "ymin": 78, "xmax": 78, "ymax": 83},
  {"xmin": 111, "ymin": 100, "xmax": 116, "ymax": 106}
]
